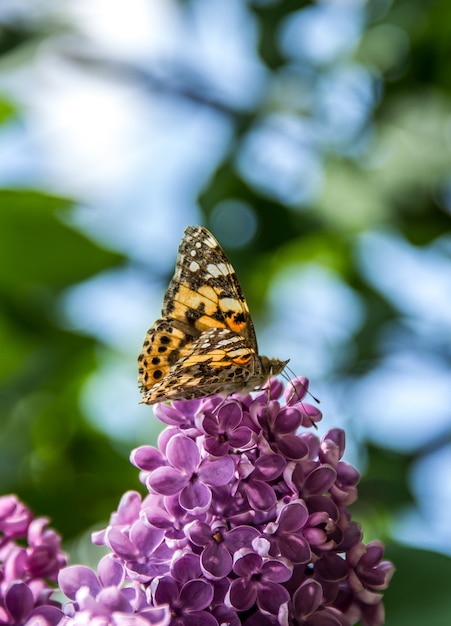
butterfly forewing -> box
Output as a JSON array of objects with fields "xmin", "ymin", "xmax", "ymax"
[{"xmin": 164, "ymin": 226, "xmax": 258, "ymax": 348}]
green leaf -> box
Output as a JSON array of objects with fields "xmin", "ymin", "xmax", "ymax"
[
  {"xmin": 384, "ymin": 543, "xmax": 451, "ymax": 626},
  {"xmin": 0, "ymin": 189, "xmax": 123, "ymax": 289},
  {"xmin": 0, "ymin": 98, "xmax": 17, "ymax": 125}
]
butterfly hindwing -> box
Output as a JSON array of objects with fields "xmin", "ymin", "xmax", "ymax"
[
  {"xmin": 141, "ymin": 327, "xmax": 259, "ymax": 403},
  {"xmin": 138, "ymin": 318, "xmax": 194, "ymax": 390}
]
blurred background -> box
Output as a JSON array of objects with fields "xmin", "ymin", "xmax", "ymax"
[{"xmin": 0, "ymin": 0, "xmax": 450, "ymax": 623}]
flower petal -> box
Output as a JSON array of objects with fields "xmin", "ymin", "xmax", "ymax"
[
  {"xmin": 293, "ymin": 579, "xmax": 323, "ymax": 617},
  {"xmin": 130, "ymin": 519, "xmax": 164, "ymax": 555},
  {"xmin": 257, "ymin": 581, "xmax": 290, "ymax": 615},
  {"xmin": 58, "ymin": 565, "xmax": 101, "ymax": 600},
  {"xmin": 304, "ymin": 465, "xmax": 337, "ymax": 495},
  {"xmin": 277, "ymin": 435, "xmax": 310, "ymax": 460},
  {"xmin": 180, "ymin": 579, "xmax": 214, "ymax": 611},
  {"xmin": 183, "ymin": 611, "xmax": 218, "ymax": 626},
  {"xmin": 261, "ymin": 558, "xmax": 293, "ymax": 583},
  {"xmin": 5, "ymin": 581, "xmax": 34, "ymax": 622},
  {"xmin": 180, "ymin": 481, "xmax": 212, "ymax": 512},
  {"xmin": 278, "ymin": 502, "xmax": 309, "ymax": 532},
  {"xmin": 97, "ymin": 555, "xmax": 125, "ymax": 588},
  {"xmin": 130, "ymin": 446, "xmax": 165, "ymax": 471},
  {"xmin": 166, "ymin": 435, "xmax": 199, "ymax": 473},
  {"xmin": 25, "ymin": 605, "xmax": 65, "ymax": 626},
  {"xmin": 199, "ymin": 456, "xmax": 234, "ymax": 486},
  {"xmin": 147, "ymin": 467, "xmax": 188, "ymax": 496},
  {"xmin": 274, "ymin": 407, "xmax": 304, "ymax": 434},
  {"xmin": 105, "ymin": 527, "xmax": 138, "ymax": 559},
  {"xmin": 172, "ymin": 552, "xmax": 201, "ymax": 584},
  {"xmin": 253, "ymin": 454, "xmax": 286, "ymax": 481},
  {"xmin": 228, "ymin": 577, "xmax": 257, "ymax": 611},
  {"xmin": 201, "ymin": 541, "xmax": 233, "ymax": 579},
  {"xmin": 246, "ymin": 480, "xmax": 276, "ymax": 511}
]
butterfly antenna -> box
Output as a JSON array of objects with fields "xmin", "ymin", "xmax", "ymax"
[
  {"xmin": 283, "ymin": 364, "xmax": 319, "ymax": 430},
  {"xmin": 213, "ymin": 395, "xmax": 229, "ymax": 414},
  {"xmin": 285, "ymin": 364, "xmax": 320, "ymax": 404}
]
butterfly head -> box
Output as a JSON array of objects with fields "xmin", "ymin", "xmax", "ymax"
[{"xmin": 260, "ymin": 356, "xmax": 290, "ymax": 378}]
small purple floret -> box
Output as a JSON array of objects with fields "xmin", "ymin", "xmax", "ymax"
[{"xmin": 0, "ymin": 495, "xmax": 66, "ymax": 625}]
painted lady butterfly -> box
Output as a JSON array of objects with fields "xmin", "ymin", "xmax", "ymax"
[{"xmin": 138, "ymin": 226, "xmax": 288, "ymax": 404}]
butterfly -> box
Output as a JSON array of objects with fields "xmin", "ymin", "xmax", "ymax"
[{"xmin": 138, "ymin": 225, "xmax": 288, "ymax": 404}]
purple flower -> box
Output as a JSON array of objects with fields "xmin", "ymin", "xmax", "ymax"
[
  {"xmin": 346, "ymin": 541, "xmax": 395, "ymax": 596},
  {"xmin": 153, "ymin": 398, "xmax": 219, "ymax": 430},
  {"xmin": 264, "ymin": 500, "xmax": 311, "ymax": 564},
  {"xmin": 0, "ymin": 496, "xmax": 66, "ymax": 625},
  {"xmin": 0, "ymin": 581, "xmax": 63, "ymax": 626},
  {"xmin": 290, "ymin": 579, "xmax": 350, "ymax": 626},
  {"xmin": 302, "ymin": 496, "xmax": 340, "ymax": 553},
  {"xmin": 187, "ymin": 520, "xmax": 260, "ymax": 579},
  {"xmin": 24, "ymin": 517, "xmax": 67, "ymax": 580},
  {"xmin": 339, "ymin": 541, "xmax": 394, "ymax": 626},
  {"xmin": 252, "ymin": 402, "xmax": 311, "ymax": 460},
  {"xmin": 146, "ymin": 434, "xmax": 235, "ymax": 512},
  {"xmin": 0, "ymin": 495, "xmax": 33, "ymax": 539},
  {"xmin": 143, "ymin": 494, "xmax": 202, "ymax": 545},
  {"xmin": 103, "ymin": 518, "xmax": 167, "ymax": 582},
  {"xmin": 227, "ymin": 548, "xmax": 292, "ymax": 616},
  {"xmin": 250, "ymin": 382, "xmax": 322, "ymax": 460},
  {"xmin": 236, "ymin": 452, "xmax": 286, "ymax": 512},
  {"xmin": 319, "ymin": 430, "xmax": 360, "ymax": 506},
  {"xmin": 1, "ymin": 377, "xmax": 394, "ymax": 626},
  {"xmin": 200, "ymin": 402, "xmax": 253, "ymax": 456},
  {"xmin": 151, "ymin": 575, "xmax": 216, "ymax": 626},
  {"xmin": 59, "ymin": 557, "xmax": 170, "ymax": 625},
  {"xmin": 332, "ymin": 539, "xmax": 395, "ymax": 626}
]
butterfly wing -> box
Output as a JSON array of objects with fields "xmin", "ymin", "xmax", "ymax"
[
  {"xmin": 138, "ymin": 225, "xmax": 259, "ymax": 396},
  {"xmin": 138, "ymin": 318, "xmax": 194, "ymax": 391},
  {"xmin": 140, "ymin": 327, "xmax": 261, "ymax": 404},
  {"xmin": 163, "ymin": 226, "xmax": 259, "ymax": 349}
]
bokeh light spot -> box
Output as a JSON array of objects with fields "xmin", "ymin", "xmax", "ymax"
[{"xmin": 210, "ymin": 199, "xmax": 258, "ymax": 248}]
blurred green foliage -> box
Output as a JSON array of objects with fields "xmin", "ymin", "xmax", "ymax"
[
  {"xmin": 1, "ymin": 1, "xmax": 451, "ymax": 624},
  {"xmin": 0, "ymin": 190, "xmax": 138, "ymax": 537},
  {"xmin": 383, "ymin": 544, "xmax": 451, "ymax": 626}
]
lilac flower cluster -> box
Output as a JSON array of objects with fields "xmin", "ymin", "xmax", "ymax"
[
  {"xmin": 58, "ymin": 378, "xmax": 394, "ymax": 626},
  {"xmin": 0, "ymin": 494, "xmax": 66, "ymax": 625}
]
